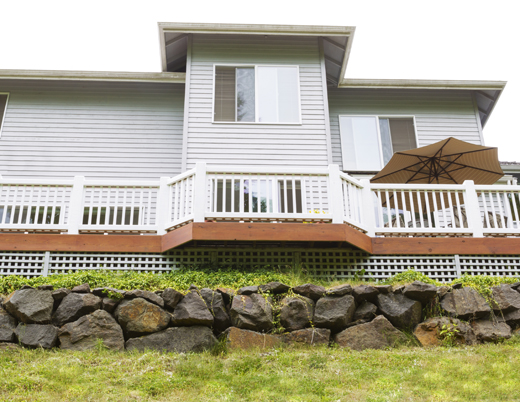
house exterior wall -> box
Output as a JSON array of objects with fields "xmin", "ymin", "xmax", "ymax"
[
  {"xmin": 328, "ymin": 88, "xmax": 483, "ymax": 169},
  {"xmin": 0, "ymin": 79, "xmax": 185, "ymax": 180},
  {"xmin": 184, "ymin": 34, "xmax": 330, "ymax": 169}
]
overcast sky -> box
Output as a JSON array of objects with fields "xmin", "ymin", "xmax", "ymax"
[{"xmin": 1, "ymin": 0, "xmax": 518, "ymax": 160}]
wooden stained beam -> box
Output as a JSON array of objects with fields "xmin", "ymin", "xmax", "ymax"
[
  {"xmin": 371, "ymin": 237, "xmax": 520, "ymax": 255},
  {"xmin": 0, "ymin": 233, "xmax": 162, "ymax": 253}
]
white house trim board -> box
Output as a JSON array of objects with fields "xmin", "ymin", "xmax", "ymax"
[
  {"xmin": 0, "ymin": 92, "xmax": 9, "ymax": 139},
  {"xmin": 181, "ymin": 34, "xmax": 193, "ymax": 173},
  {"xmin": 339, "ymin": 79, "xmax": 506, "ymax": 90},
  {"xmin": 0, "ymin": 70, "xmax": 185, "ymax": 84},
  {"xmin": 319, "ymin": 38, "xmax": 333, "ymax": 164}
]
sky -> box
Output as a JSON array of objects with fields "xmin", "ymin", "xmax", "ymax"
[{"xmin": 0, "ymin": 0, "xmax": 518, "ymax": 160}]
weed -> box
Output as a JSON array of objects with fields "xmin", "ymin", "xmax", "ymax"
[{"xmin": 439, "ymin": 322, "xmax": 460, "ymax": 347}]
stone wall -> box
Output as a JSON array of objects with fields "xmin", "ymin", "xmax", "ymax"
[{"xmin": 1, "ymin": 281, "xmax": 519, "ymax": 352}]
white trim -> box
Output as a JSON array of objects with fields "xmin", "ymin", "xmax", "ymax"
[
  {"xmin": 472, "ymin": 91, "xmax": 485, "ymax": 145},
  {"xmin": 339, "ymin": 78, "xmax": 507, "ymax": 90},
  {"xmin": 338, "ymin": 114, "xmax": 418, "ymax": 172},
  {"xmin": 212, "ymin": 64, "xmax": 302, "ymax": 125},
  {"xmin": 319, "ymin": 38, "xmax": 333, "ymax": 164},
  {"xmin": 0, "ymin": 92, "xmax": 9, "ymax": 139},
  {"xmin": 0, "ymin": 69, "xmax": 185, "ymax": 83},
  {"xmin": 181, "ymin": 34, "xmax": 192, "ymax": 172}
]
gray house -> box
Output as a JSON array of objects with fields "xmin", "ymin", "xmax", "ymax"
[{"xmin": 0, "ymin": 23, "xmax": 517, "ymax": 281}]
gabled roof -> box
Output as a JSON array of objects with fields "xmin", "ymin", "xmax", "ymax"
[{"xmin": 158, "ymin": 22, "xmax": 356, "ymax": 86}]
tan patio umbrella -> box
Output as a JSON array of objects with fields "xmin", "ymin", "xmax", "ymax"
[
  {"xmin": 370, "ymin": 137, "xmax": 503, "ymax": 185},
  {"xmin": 370, "ymin": 137, "xmax": 504, "ymax": 223}
]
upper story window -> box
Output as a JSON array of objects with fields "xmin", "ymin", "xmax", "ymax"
[
  {"xmin": 214, "ymin": 65, "xmax": 301, "ymax": 124},
  {"xmin": 339, "ymin": 115, "xmax": 417, "ymax": 171},
  {"xmin": 0, "ymin": 93, "xmax": 8, "ymax": 135}
]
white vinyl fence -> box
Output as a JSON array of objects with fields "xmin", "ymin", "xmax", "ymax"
[{"xmin": 2, "ymin": 164, "xmax": 520, "ymax": 237}]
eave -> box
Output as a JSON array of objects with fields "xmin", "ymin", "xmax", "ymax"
[
  {"xmin": 0, "ymin": 69, "xmax": 186, "ymax": 84},
  {"xmin": 339, "ymin": 78, "xmax": 506, "ymax": 127}
]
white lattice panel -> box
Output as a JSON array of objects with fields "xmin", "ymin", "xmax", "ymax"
[
  {"xmin": 49, "ymin": 253, "xmax": 175, "ymax": 273},
  {"xmin": 301, "ymin": 250, "xmax": 457, "ymax": 282},
  {"xmin": 0, "ymin": 252, "xmax": 45, "ymax": 277},
  {"xmin": 459, "ymin": 256, "xmax": 520, "ymax": 277}
]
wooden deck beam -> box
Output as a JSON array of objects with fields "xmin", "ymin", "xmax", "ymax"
[
  {"xmin": 2, "ymin": 225, "xmax": 520, "ymax": 255},
  {"xmin": 0, "ymin": 233, "xmax": 162, "ymax": 253}
]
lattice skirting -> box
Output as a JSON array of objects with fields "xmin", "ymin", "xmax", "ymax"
[{"xmin": 1, "ymin": 248, "xmax": 520, "ymax": 282}]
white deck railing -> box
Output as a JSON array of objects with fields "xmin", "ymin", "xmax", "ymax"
[{"xmin": 2, "ymin": 164, "xmax": 520, "ymax": 238}]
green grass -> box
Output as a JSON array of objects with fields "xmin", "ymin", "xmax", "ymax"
[{"xmin": 1, "ymin": 338, "xmax": 520, "ymax": 401}]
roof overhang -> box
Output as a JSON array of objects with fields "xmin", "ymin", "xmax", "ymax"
[
  {"xmin": 339, "ymin": 78, "xmax": 506, "ymax": 127},
  {"xmin": 0, "ymin": 69, "xmax": 185, "ymax": 84},
  {"xmin": 158, "ymin": 22, "xmax": 356, "ymax": 85}
]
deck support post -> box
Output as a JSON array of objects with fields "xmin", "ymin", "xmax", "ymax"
[
  {"xmin": 360, "ymin": 179, "xmax": 376, "ymax": 237},
  {"xmin": 463, "ymin": 180, "xmax": 484, "ymax": 237},
  {"xmin": 156, "ymin": 177, "xmax": 170, "ymax": 235},
  {"xmin": 328, "ymin": 164, "xmax": 344, "ymax": 224},
  {"xmin": 193, "ymin": 162, "xmax": 207, "ymax": 223},
  {"xmin": 68, "ymin": 176, "xmax": 85, "ymax": 235}
]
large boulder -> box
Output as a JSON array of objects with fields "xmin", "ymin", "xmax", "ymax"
[
  {"xmin": 413, "ymin": 317, "xmax": 477, "ymax": 346},
  {"xmin": 171, "ymin": 290, "xmax": 214, "ymax": 327},
  {"xmin": 237, "ymin": 286, "xmax": 258, "ymax": 295},
  {"xmin": 326, "ymin": 284, "xmax": 353, "ymax": 297},
  {"xmin": 376, "ymin": 293, "xmax": 422, "ymax": 330},
  {"xmin": 219, "ymin": 327, "xmax": 281, "ymax": 350},
  {"xmin": 200, "ymin": 288, "xmax": 231, "ymax": 333},
  {"xmin": 126, "ymin": 326, "xmax": 217, "ymax": 353},
  {"xmin": 58, "ymin": 310, "xmax": 125, "ymax": 351},
  {"xmin": 497, "ymin": 309, "xmax": 520, "ymax": 329},
  {"xmin": 71, "ymin": 283, "xmax": 90, "ymax": 293},
  {"xmin": 471, "ymin": 320, "xmax": 512, "ymax": 343},
  {"xmin": 292, "ymin": 283, "xmax": 326, "ymax": 301},
  {"xmin": 51, "ymin": 288, "xmax": 71, "ymax": 301},
  {"xmin": 353, "ymin": 301, "xmax": 378, "ymax": 322},
  {"xmin": 279, "ymin": 296, "xmax": 314, "ymax": 332},
  {"xmin": 334, "ymin": 315, "xmax": 406, "ymax": 350},
  {"xmin": 52, "ymin": 293, "xmax": 102, "ymax": 327},
  {"xmin": 102, "ymin": 297, "xmax": 120, "ymax": 314},
  {"xmin": 491, "ymin": 285, "xmax": 520, "ymax": 313},
  {"xmin": 352, "ymin": 285, "xmax": 379, "ymax": 303},
  {"xmin": 403, "ymin": 281, "xmax": 438, "ymax": 304},
  {"xmin": 115, "ymin": 298, "xmax": 171, "ymax": 337},
  {"xmin": 440, "ymin": 288, "xmax": 491, "ymax": 320},
  {"xmin": 259, "ymin": 282, "xmax": 290, "ymax": 295},
  {"xmin": 313, "ymin": 295, "xmax": 356, "ymax": 332},
  {"xmin": 161, "ymin": 288, "xmax": 184, "ymax": 310},
  {"xmin": 3, "ymin": 289, "xmax": 54, "ymax": 324},
  {"xmin": 230, "ymin": 293, "xmax": 273, "ymax": 332},
  {"xmin": 124, "ymin": 290, "xmax": 164, "ymax": 308},
  {"xmin": 283, "ymin": 328, "xmax": 330, "ymax": 346},
  {"xmin": 0, "ymin": 309, "xmax": 17, "ymax": 342},
  {"xmin": 14, "ymin": 323, "xmax": 58, "ymax": 349}
]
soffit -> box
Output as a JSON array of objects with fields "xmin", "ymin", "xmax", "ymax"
[{"xmin": 158, "ymin": 22, "xmax": 355, "ymax": 85}]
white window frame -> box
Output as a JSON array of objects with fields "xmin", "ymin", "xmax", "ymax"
[
  {"xmin": 212, "ymin": 64, "xmax": 302, "ymax": 125},
  {"xmin": 0, "ymin": 92, "xmax": 9, "ymax": 139},
  {"xmin": 339, "ymin": 114, "xmax": 418, "ymax": 172}
]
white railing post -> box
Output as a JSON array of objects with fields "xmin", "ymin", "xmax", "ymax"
[
  {"xmin": 360, "ymin": 179, "xmax": 376, "ymax": 237},
  {"xmin": 157, "ymin": 177, "xmax": 169, "ymax": 235},
  {"xmin": 193, "ymin": 162, "xmax": 207, "ymax": 223},
  {"xmin": 328, "ymin": 164, "xmax": 343, "ymax": 224},
  {"xmin": 462, "ymin": 180, "xmax": 483, "ymax": 237},
  {"xmin": 67, "ymin": 176, "xmax": 85, "ymax": 235}
]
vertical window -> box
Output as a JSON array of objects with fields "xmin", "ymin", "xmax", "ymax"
[
  {"xmin": 0, "ymin": 94, "xmax": 8, "ymax": 134},
  {"xmin": 339, "ymin": 116, "xmax": 416, "ymax": 171},
  {"xmin": 214, "ymin": 66, "xmax": 300, "ymax": 123}
]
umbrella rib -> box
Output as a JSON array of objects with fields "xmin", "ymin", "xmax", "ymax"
[
  {"xmin": 372, "ymin": 157, "xmax": 431, "ymax": 181},
  {"xmin": 441, "ymin": 160, "xmax": 504, "ymax": 176}
]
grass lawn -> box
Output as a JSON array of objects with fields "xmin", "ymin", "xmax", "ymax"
[{"xmin": 1, "ymin": 338, "xmax": 519, "ymax": 402}]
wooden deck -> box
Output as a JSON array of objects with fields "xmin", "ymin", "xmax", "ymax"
[{"xmin": 3, "ymin": 222, "xmax": 520, "ymax": 255}]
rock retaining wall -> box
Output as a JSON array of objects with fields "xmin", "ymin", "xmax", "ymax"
[{"xmin": 1, "ymin": 281, "xmax": 519, "ymax": 352}]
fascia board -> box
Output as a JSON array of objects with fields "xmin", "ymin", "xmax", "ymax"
[
  {"xmin": 0, "ymin": 70, "xmax": 186, "ymax": 83},
  {"xmin": 339, "ymin": 78, "xmax": 507, "ymax": 91}
]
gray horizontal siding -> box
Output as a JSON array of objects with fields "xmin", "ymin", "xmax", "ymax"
[
  {"xmin": 0, "ymin": 80, "xmax": 185, "ymax": 179},
  {"xmin": 328, "ymin": 88, "xmax": 482, "ymax": 169},
  {"xmin": 186, "ymin": 34, "xmax": 329, "ymax": 169}
]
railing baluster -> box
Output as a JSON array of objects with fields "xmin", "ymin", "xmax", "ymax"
[
  {"xmin": 416, "ymin": 190, "xmax": 424, "ymax": 229},
  {"xmin": 489, "ymin": 191, "xmax": 498, "ymax": 228},
  {"xmin": 424, "ymin": 190, "xmax": 432, "ymax": 229},
  {"xmin": 409, "ymin": 190, "xmax": 416, "ymax": 229},
  {"xmin": 495, "ymin": 190, "xmax": 505, "ymax": 228}
]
